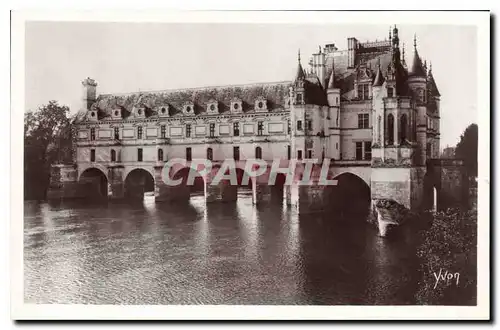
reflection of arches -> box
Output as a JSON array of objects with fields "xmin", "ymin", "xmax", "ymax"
[
  {"xmin": 79, "ymin": 167, "xmax": 108, "ymax": 197},
  {"xmin": 324, "ymin": 172, "xmax": 371, "ymax": 217},
  {"xmin": 124, "ymin": 168, "xmax": 155, "ymax": 199},
  {"xmin": 387, "ymin": 114, "xmax": 394, "ymax": 145}
]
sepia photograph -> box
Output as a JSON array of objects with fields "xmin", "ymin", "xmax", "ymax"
[{"xmin": 11, "ymin": 10, "xmax": 490, "ymax": 320}]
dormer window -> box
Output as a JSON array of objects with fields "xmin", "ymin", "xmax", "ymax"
[
  {"xmin": 255, "ymin": 97, "xmax": 268, "ymax": 112},
  {"xmin": 206, "ymin": 100, "xmax": 219, "ymax": 114},
  {"xmin": 183, "ymin": 102, "xmax": 195, "ymax": 115},
  {"xmin": 387, "ymin": 87, "xmax": 394, "ymax": 98},
  {"xmin": 111, "ymin": 108, "xmax": 122, "ymax": 120},
  {"xmin": 158, "ymin": 105, "xmax": 169, "ymax": 117},
  {"xmin": 295, "ymin": 93, "xmax": 303, "ymax": 104},
  {"xmin": 357, "ymin": 84, "xmax": 370, "ymax": 100},
  {"xmin": 231, "ymin": 98, "xmax": 243, "ymax": 113},
  {"xmin": 88, "ymin": 110, "xmax": 98, "ymax": 121},
  {"xmin": 134, "ymin": 106, "xmax": 146, "ymax": 118}
]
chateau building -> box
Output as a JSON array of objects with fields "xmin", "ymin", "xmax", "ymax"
[{"xmin": 50, "ymin": 26, "xmax": 467, "ymax": 213}]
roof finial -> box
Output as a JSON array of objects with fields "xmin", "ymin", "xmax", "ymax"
[
  {"xmin": 414, "ymin": 33, "xmax": 417, "ymax": 49},
  {"xmin": 429, "ymin": 61, "xmax": 433, "ymax": 72},
  {"xmin": 319, "ymin": 45, "xmax": 322, "ymax": 53},
  {"xmin": 389, "ymin": 26, "xmax": 392, "ymax": 40},
  {"xmin": 298, "ymin": 49, "xmax": 301, "ymax": 62}
]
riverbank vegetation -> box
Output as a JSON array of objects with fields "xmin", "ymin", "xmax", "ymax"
[
  {"xmin": 24, "ymin": 101, "xmax": 74, "ymax": 200},
  {"xmin": 415, "ymin": 193, "xmax": 477, "ymax": 305}
]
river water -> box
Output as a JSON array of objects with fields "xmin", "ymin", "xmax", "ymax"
[{"xmin": 24, "ymin": 192, "xmax": 422, "ymax": 305}]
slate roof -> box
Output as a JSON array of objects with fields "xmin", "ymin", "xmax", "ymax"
[{"xmin": 74, "ymin": 82, "xmax": 296, "ymax": 123}]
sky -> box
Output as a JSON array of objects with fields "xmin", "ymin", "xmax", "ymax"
[{"xmin": 25, "ymin": 22, "xmax": 477, "ymax": 148}]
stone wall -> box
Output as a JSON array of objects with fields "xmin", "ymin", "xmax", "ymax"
[
  {"xmin": 47, "ymin": 164, "xmax": 88, "ymax": 199},
  {"xmin": 371, "ymin": 167, "xmax": 412, "ymax": 209}
]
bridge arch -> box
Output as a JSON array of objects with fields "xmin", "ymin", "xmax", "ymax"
[
  {"xmin": 324, "ymin": 172, "xmax": 371, "ymax": 218},
  {"xmin": 124, "ymin": 168, "xmax": 155, "ymax": 200},
  {"xmin": 79, "ymin": 167, "xmax": 108, "ymax": 197}
]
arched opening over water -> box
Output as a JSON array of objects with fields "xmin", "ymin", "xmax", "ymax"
[
  {"xmin": 234, "ymin": 167, "xmax": 253, "ymax": 199},
  {"xmin": 172, "ymin": 167, "xmax": 206, "ymax": 198},
  {"xmin": 79, "ymin": 168, "xmax": 108, "ymax": 198},
  {"xmin": 270, "ymin": 172, "xmax": 287, "ymax": 204},
  {"xmin": 124, "ymin": 168, "xmax": 155, "ymax": 200},
  {"xmin": 324, "ymin": 172, "xmax": 371, "ymax": 220},
  {"xmin": 423, "ymin": 170, "xmax": 440, "ymax": 211}
]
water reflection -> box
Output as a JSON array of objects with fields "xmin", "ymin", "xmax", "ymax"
[{"xmin": 24, "ymin": 194, "xmax": 420, "ymax": 305}]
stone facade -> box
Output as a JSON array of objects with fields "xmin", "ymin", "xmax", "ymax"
[{"xmin": 49, "ymin": 26, "xmax": 468, "ymax": 215}]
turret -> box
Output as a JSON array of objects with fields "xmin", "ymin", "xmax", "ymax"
[
  {"xmin": 294, "ymin": 50, "xmax": 306, "ymax": 105},
  {"xmin": 326, "ymin": 60, "xmax": 341, "ymax": 160},
  {"xmin": 407, "ymin": 35, "xmax": 428, "ymax": 165},
  {"xmin": 371, "ymin": 58, "xmax": 386, "ymax": 150}
]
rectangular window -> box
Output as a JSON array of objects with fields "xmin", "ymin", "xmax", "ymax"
[
  {"xmin": 114, "ymin": 127, "xmax": 119, "ymax": 140},
  {"xmin": 233, "ymin": 146, "xmax": 240, "ymax": 161},
  {"xmin": 233, "ymin": 122, "xmax": 240, "ymax": 136},
  {"xmin": 357, "ymin": 85, "xmax": 363, "ymax": 99},
  {"xmin": 209, "ymin": 123, "xmax": 215, "ymax": 137},
  {"xmin": 186, "ymin": 147, "xmax": 192, "ymax": 161},
  {"xmin": 186, "ymin": 124, "xmax": 191, "ymax": 138},
  {"xmin": 387, "ymin": 87, "xmax": 394, "ymax": 98},
  {"xmin": 355, "ymin": 142, "xmax": 363, "ymax": 160},
  {"xmin": 307, "ymin": 120, "xmax": 312, "ymax": 131},
  {"xmin": 358, "ymin": 84, "xmax": 370, "ymax": 100},
  {"xmin": 257, "ymin": 121, "xmax": 264, "ymax": 136},
  {"xmin": 287, "ymin": 145, "xmax": 291, "ymax": 160},
  {"xmin": 358, "ymin": 113, "xmax": 369, "ymax": 129},
  {"xmin": 90, "ymin": 128, "xmax": 95, "ymax": 141},
  {"xmin": 296, "ymin": 93, "xmax": 302, "ymax": 104},
  {"xmin": 364, "ymin": 142, "xmax": 372, "ymax": 160},
  {"xmin": 90, "ymin": 149, "xmax": 95, "ymax": 162},
  {"xmin": 364, "ymin": 84, "xmax": 369, "ymax": 99},
  {"xmin": 161, "ymin": 125, "xmax": 166, "ymax": 138},
  {"xmin": 137, "ymin": 126, "xmax": 143, "ymax": 139},
  {"xmin": 307, "ymin": 150, "xmax": 312, "ymax": 159},
  {"xmin": 287, "ymin": 120, "xmax": 291, "ymax": 134},
  {"xmin": 297, "ymin": 150, "xmax": 303, "ymax": 160},
  {"xmin": 297, "ymin": 120, "xmax": 302, "ymax": 131},
  {"xmin": 137, "ymin": 148, "xmax": 143, "ymax": 162}
]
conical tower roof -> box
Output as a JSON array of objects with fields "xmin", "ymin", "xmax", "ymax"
[
  {"xmin": 327, "ymin": 59, "xmax": 337, "ymax": 89},
  {"xmin": 295, "ymin": 50, "xmax": 306, "ymax": 82},
  {"xmin": 372, "ymin": 58, "xmax": 385, "ymax": 87},
  {"xmin": 409, "ymin": 35, "xmax": 426, "ymax": 77},
  {"xmin": 427, "ymin": 63, "xmax": 440, "ymax": 96}
]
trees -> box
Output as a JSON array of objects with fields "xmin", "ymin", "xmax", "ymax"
[
  {"xmin": 455, "ymin": 123, "xmax": 478, "ymax": 178},
  {"xmin": 415, "ymin": 208, "xmax": 477, "ymax": 305},
  {"xmin": 24, "ymin": 101, "xmax": 74, "ymax": 200}
]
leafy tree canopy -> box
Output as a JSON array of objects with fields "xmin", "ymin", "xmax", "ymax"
[{"xmin": 455, "ymin": 123, "xmax": 478, "ymax": 178}]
